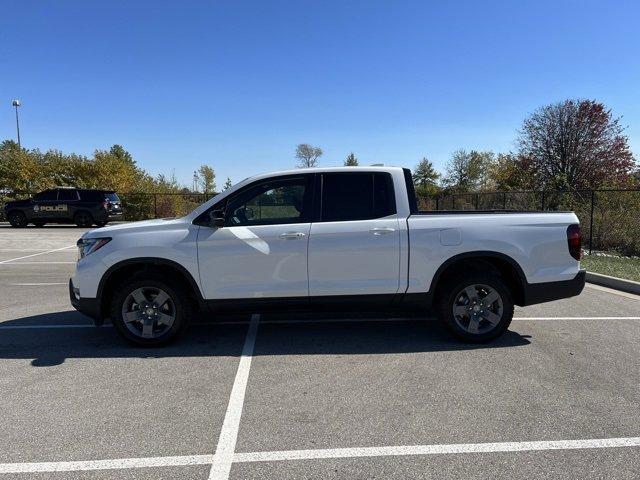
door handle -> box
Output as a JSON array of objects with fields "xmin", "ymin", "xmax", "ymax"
[
  {"xmin": 280, "ymin": 232, "xmax": 306, "ymax": 239},
  {"xmin": 369, "ymin": 227, "xmax": 396, "ymax": 236}
]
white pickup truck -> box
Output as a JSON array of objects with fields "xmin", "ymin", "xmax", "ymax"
[{"xmin": 70, "ymin": 166, "xmax": 585, "ymax": 345}]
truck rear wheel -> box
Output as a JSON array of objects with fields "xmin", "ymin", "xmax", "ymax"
[
  {"xmin": 436, "ymin": 274, "xmax": 514, "ymax": 343},
  {"xmin": 8, "ymin": 211, "xmax": 28, "ymax": 228},
  {"xmin": 110, "ymin": 274, "xmax": 192, "ymax": 346}
]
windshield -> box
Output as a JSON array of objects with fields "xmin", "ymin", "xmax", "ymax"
[{"xmin": 105, "ymin": 192, "xmax": 120, "ymax": 202}]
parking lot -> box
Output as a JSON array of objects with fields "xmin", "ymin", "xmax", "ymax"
[{"xmin": 0, "ymin": 224, "xmax": 639, "ymax": 479}]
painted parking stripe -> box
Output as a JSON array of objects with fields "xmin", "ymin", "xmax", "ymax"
[
  {"xmin": 208, "ymin": 313, "xmax": 260, "ymax": 480},
  {"xmin": 513, "ymin": 317, "xmax": 640, "ymax": 320},
  {"xmin": 0, "ymin": 245, "xmax": 75, "ymax": 264},
  {"xmin": 233, "ymin": 436, "xmax": 640, "ymax": 463},
  {"xmin": 0, "ymin": 261, "xmax": 76, "ymax": 265},
  {"xmin": 1, "ymin": 317, "xmax": 640, "ymax": 331},
  {"xmin": 0, "ymin": 454, "xmax": 214, "ymax": 474},
  {"xmin": 1, "ymin": 436, "xmax": 640, "ymax": 474}
]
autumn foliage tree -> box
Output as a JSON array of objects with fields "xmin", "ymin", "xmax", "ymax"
[{"xmin": 517, "ymin": 99, "xmax": 635, "ymax": 190}]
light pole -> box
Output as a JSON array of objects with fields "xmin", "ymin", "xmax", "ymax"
[{"xmin": 12, "ymin": 99, "xmax": 21, "ymax": 148}]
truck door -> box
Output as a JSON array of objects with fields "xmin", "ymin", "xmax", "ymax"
[
  {"xmin": 308, "ymin": 172, "xmax": 401, "ymax": 297},
  {"xmin": 197, "ymin": 175, "xmax": 313, "ymax": 300}
]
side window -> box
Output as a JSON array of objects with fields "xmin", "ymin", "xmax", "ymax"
[
  {"xmin": 226, "ymin": 177, "xmax": 309, "ymax": 226},
  {"xmin": 58, "ymin": 189, "xmax": 79, "ymax": 201},
  {"xmin": 33, "ymin": 190, "xmax": 57, "ymax": 201},
  {"xmin": 79, "ymin": 191, "xmax": 102, "ymax": 202},
  {"xmin": 321, "ymin": 173, "xmax": 396, "ymax": 222}
]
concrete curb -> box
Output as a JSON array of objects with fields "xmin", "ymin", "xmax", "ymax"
[{"xmin": 586, "ymin": 271, "xmax": 640, "ymax": 296}]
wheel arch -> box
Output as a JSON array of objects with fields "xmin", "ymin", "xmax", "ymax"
[
  {"xmin": 430, "ymin": 251, "xmax": 527, "ymax": 306},
  {"xmin": 97, "ymin": 257, "xmax": 204, "ymax": 320}
]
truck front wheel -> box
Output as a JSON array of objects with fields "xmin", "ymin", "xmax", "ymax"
[
  {"xmin": 436, "ymin": 274, "xmax": 514, "ymax": 342},
  {"xmin": 110, "ymin": 274, "xmax": 192, "ymax": 346}
]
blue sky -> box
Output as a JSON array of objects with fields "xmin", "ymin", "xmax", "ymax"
[{"xmin": 1, "ymin": 0, "xmax": 639, "ymax": 187}]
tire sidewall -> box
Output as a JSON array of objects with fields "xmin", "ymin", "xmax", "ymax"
[
  {"xmin": 438, "ymin": 275, "xmax": 514, "ymax": 343},
  {"xmin": 9, "ymin": 211, "xmax": 27, "ymax": 228},
  {"xmin": 74, "ymin": 211, "xmax": 94, "ymax": 227},
  {"xmin": 111, "ymin": 277, "xmax": 190, "ymax": 346}
]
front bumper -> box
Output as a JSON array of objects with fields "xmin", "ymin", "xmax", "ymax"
[
  {"xmin": 69, "ymin": 279, "xmax": 102, "ymax": 324},
  {"xmin": 522, "ymin": 269, "xmax": 586, "ymax": 306}
]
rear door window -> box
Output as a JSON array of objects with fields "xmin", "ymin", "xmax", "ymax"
[
  {"xmin": 58, "ymin": 189, "xmax": 79, "ymax": 201},
  {"xmin": 320, "ymin": 172, "xmax": 396, "ymax": 222}
]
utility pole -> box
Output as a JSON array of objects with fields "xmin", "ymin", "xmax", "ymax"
[{"xmin": 12, "ymin": 100, "xmax": 21, "ymax": 148}]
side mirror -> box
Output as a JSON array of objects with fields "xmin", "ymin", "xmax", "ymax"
[{"xmin": 209, "ymin": 209, "xmax": 225, "ymax": 228}]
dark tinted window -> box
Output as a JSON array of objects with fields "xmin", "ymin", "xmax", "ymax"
[
  {"xmin": 58, "ymin": 189, "xmax": 79, "ymax": 201},
  {"xmin": 321, "ymin": 173, "xmax": 395, "ymax": 222},
  {"xmin": 33, "ymin": 190, "xmax": 57, "ymax": 201},
  {"xmin": 79, "ymin": 190, "xmax": 104, "ymax": 202},
  {"xmin": 226, "ymin": 177, "xmax": 309, "ymax": 226}
]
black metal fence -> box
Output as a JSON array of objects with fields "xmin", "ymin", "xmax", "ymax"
[
  {"xmin": 2, "ymin": 188, "xmax": 639, "ymax": 255},
  {"xmin": 418, "ymin": 189, "xmax": 640, "ymax": 256}
]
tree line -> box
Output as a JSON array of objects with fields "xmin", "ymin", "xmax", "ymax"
[
  {"xmin": 296, "ymin": 99, "xmax": 639, "ymax": 197},
  {"xmin": 1, "ymin": 98, "xmax": 637, "ymax": 199}
]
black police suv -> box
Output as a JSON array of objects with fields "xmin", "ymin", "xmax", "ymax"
[{"xmin": 4, "ymin": 188, "xmax": 123, "ymax": 227}]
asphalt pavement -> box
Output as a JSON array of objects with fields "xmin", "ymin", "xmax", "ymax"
[{"xmin": 0, "ymin": 224, "xmax": 639, "ymax": 479}]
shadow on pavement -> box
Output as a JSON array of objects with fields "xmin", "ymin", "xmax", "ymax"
[{"xmin": 0, "ymin": 310, "xmax": 531, "ymax": 367}]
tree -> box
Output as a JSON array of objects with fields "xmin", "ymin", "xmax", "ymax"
[
  {"xmin": 197, "ymin": 165, "xmax": 216, "ymax": 194},
  {"xmin": 412, "ymin": 157, "xmax": 439, "ymax": 187},
  {"xmin": 109, "ymin": 145, "xmax": 134, "ymax": 165},
  {"xmin": 517, "ymin": 99, "xmax": 636, "ymax": 190},
  {"xmin": 224, "ymin": 177, "xmax": 233, "ymax": 190},
  {"xmin": 442, "ymin": 150, "xmax": 494, "ymax": 192},
  {"xmin": 488, "ymin": 153, "xmax": 537, "ymax": 191},
  {"xmin": 295, "ymin": 143, "xmax": 323, "ymax": 168},
  {"xmin": 344, "ymin": 153, "xmax": 358, "ymax": 166}
]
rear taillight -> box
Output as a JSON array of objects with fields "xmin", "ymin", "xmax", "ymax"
[{"xmin": 567, "ymin": 224, "xmax": 582, "ymax": 260}]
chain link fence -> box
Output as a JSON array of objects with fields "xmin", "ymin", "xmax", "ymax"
[
  {"xmin": 2, "ymin": 188, "xmax": 639, "ymax": 255},
  {"xmin": 420, "ymin": 188, "xmax": 640, "ymax": 256}
]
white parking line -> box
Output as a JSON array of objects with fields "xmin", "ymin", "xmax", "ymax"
[
  {"xmin": 513, "ymin": 317, "xmax": 640, "ymax": 320},
  {"xmin": 0, "ymin": 245, "xmax": 75, "ymax": 264},
  {"xmin": 0, "ymin": 261, "xmax": 76, "ymax": 265},
  {"xmin": 1, "ymin": 316, "xmax": 640, "ymax": 331},
  {"xmin": 233, "ymin": 436, "xmax": 640, "ymax": 463},
  {"xmin": 0, "ymin": 454, "xmax": 214, "ymax": 474},
  {"xmin": 1, "ymin": 436, "xmax": 639, "ymax": 474},
  {"xmin": 208, "ymin": 313, "xmax": 260, "ymax": 480}
]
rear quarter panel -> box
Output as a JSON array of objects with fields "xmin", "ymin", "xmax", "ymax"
[{"xmin": 406, "ymin": 212, "xmax": 580, "ymax": 294}]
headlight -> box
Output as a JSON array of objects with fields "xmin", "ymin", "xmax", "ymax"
[{"xmin": 77, "ymin": 237, "xmax": 111, "ymax": 260}]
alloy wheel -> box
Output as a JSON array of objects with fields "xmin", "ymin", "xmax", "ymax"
[
  {"xmin": 452, "ymin": 283, "xmax": 504, "ymax": 334},
  {"xmin": 121, "ymin": 287, "xmax": 176, "ymax": 339}
]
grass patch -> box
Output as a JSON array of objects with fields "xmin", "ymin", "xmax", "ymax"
[{"xmin": 581, "ymin": 254, "xmax": 640, "ymax": 282}]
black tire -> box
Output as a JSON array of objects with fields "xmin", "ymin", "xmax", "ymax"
[
  {"xmin": 8, "ymin": 211, "xmax": 28, "ymax": 228},
  {"xmin": 95, "ymin": 221, "xmax": 108, "ymax": 227},
  {"xmin": 436, "ymin": 273, "xmax": 514, "ymax": 343},
  {"xmin": 33, "ymin": 221, "xmax": 45, "ymax": 227},
  {"xmin": 74, "ymin": 211, "xmax": 94, "ymax": 227},
  {"xmin": 110, "ymin": 274, "xmax": 193, "ymax": 346}
]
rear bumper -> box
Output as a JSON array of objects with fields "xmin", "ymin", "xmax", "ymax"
[
  {"xmin": 69, "ymin": 279, "xmax": 102, "ymax": 324},
  {"xmin": 522, "ymin": 269, "xmax": 586, "ymax": 306}
]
